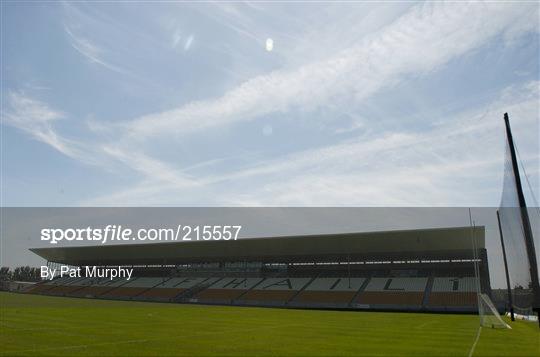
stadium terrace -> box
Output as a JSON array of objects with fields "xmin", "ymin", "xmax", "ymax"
[{"xmin": 27, "ymin": 226, "xmax": 491, "ymax": 314}]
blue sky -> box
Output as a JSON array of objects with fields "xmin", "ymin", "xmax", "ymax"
[{"xmin": 2, "ymin": 1, "xmax": 539, "ymax": 206}]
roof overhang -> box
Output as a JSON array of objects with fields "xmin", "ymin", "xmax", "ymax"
[{"xmin": 30, "ymin": 226, "xmax": 485, "ymax": 266}]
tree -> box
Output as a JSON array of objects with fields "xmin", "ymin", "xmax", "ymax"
[
  {"xmin": 0, "ymin": 267, "xmax": 12, "ymax": 282},
  {"xmin": 12, "ymin": 266, "xmax": 41, "ymax": 282}
]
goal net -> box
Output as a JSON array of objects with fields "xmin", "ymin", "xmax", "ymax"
[
  {"xmin": 498, "ymin": 116, "xmax": 540, "ymax": 320},
  {"xmin": 478, "ymin": 293, "xmax": 511, "ymax": 329}
]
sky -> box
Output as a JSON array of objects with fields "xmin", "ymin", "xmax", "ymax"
[{"xmin": 1, "ymin": 1, "xmax": 540, "ymax": 207}]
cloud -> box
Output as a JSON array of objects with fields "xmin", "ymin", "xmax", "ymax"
[
  {"xmin": 184, "ymin": 35, "xmax": 194, "ymax": 51},
  {"xmin": 3, "ymin": 92, "xmax": 81, "ymax": 159},
  {"xmin": 5, "ymin": 2, "xmax": 538, "ymax": 208},
  {"xmin": 120, "ymin": 2, "xmax": 538, "ymax": 140},
  {"xmin": 100, "ymin": 144, "xmax": 199, "ymax": 188},
  {"xmin": 84, "ymin": 80, "xmax": 539, "ymax": 206},
  {"xmin": 64, "ymin": 25, "xmax": 130, "ymax": 75},
  {"xmin": 2, "ymin": 92, "xmax": 201, "ymax": 191},
  {"xmin": 232, "ymin": 83, "xmax": 539, "ymax": 206},
  {"xmin": 171, "ymin": 28, "xmax": 182, "ymax": 49}
]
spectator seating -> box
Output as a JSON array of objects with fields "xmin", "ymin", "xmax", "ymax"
[
  {"xmin": 355, "ymin": 277, "xmax": 428, "ymax": 307},
  {"xmin": 100, "ymin": 277, "xmax": 162, "ymax": 299},
  {"xmin": 68, "ymin": 277, "xmax": 129, "ymax": 298},
  {"xmin": 194, "ymin": 277, "xmax": 264, "ymax": 303},
  {"xmin": 44, "ymin": 277, "xmax": 95, "ymax": 296},
  {"xmin": 293, "ymin": 277, "xmax": 365, "ymax": 306},
  {"xmin": 26, "ymin": 276, "xmax": 76, "ymax": 294},
  {"xmin": 428, "ymin": 277, "xmax": 477, "ymax": 307},
  {"xmin": 25, "ymin": 273, "xmax": 481, "ymax": 312},
  {"xmin": 238, "ymin": 278, "xmax": 311, "ymax": 305},
  {"xmin": 137, "ymin": 277, "xmax": 217, "ymax": 301}
]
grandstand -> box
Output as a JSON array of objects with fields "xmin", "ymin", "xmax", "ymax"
[{"xmin": 28, "ymin": 226, "xmax": 490, "ymax": 313}]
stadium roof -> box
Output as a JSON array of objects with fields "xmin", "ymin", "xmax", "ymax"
[
  {"xmin": 30, "ymin": 226, "xmax": 485, "ymax": 266},
  {"xmin": 30, "ymin": 227, "xmax": 485, "ymax": 266}
]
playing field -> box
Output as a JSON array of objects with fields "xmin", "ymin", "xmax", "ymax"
[{"xmin": 0, "ymin": 292, "xmax": 538, "ymax": 356}]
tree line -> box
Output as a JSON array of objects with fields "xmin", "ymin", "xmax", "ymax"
[{"xmin": 0, "ymin": 266, "xmax": 41, "ymax": 282}]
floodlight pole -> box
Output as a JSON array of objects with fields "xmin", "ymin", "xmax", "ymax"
[
  {"xmin": 496, "ymin": 210, "xmax": 515, "ymax": 321},
  {"xmin": 504, "ymin": 113, "xmax": 540, "ymax": 326}
]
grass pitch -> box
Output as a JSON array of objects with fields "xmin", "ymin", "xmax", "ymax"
[{"xmin": 1, "ymin": 292, "xmax": 538, "ymax": 356}]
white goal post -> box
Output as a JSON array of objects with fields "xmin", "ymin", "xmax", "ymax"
[{"xmin": 478, "ymin": 293, "xmax": 511, "ymax": 329}]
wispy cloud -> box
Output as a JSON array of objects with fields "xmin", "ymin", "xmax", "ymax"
[
  {"xmin": 100, "ymin": 144, "xmax": 199, "ymax": 188},
  {"xmin": 184, "ymin": 35, "xmax": 194, "ymax": 51},
  {"xmin": 2, "ymin": 91, "xmax": 201, "ymax": 188},
  {"xmin": 83, "ymin": 79, "xmax": 539, "ymax": 206},
  {"xmin": 3, "ymin": 92, "xmax": 81, "ymax": 159},
  {"xmin": 171, "ymin": 28, "xmax": 183, "ymax": 49},
  {"xmin": 121, "ymin": 2, "xmax": 538, "ymax": 140},
  {"xmin": 79, "ymin": 2, "xmax": 540, "ymax": 207},
  {"xmin": 4, "ymin": 2, "xmax": 538, "ymax": 207},
  {"xmin": 64, "ymin": 25, "xmax": 130, "ymax": 75}
]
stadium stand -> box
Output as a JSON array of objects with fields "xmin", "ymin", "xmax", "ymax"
[
  {"xmin": 44, "ymin": 277, "xmax": 95, "ymax": 296},
  {"xmin": 428, "ymin": 277, "xmax": 477, "ymax": 309},
  {"xmin": 28, "ymin": 226, "xmax": 491, "ymax": 313},
  {"xmin": 355, "ymin": 277, "xmax": 428, "ymax": 309},
  {"xmin": 26, "ymin": 276, "xmax": 74, "ymax": 294},
  {"xmin": 137, "ymin": 277, "xmax": 213, "ymax": 301},
  {"xmin": 28, "ymin": 273, "xmax": 481, "ymax": 312},
  {"xmin": 100, "ymin": 277, "xmax": 166, "ymax": 299},
  {"xmin": 238, "ymin": 278, "xmax": 312, "ymax": 305},
  {"xmin": 68, "ymin": 277, "xmax": 130, "ymax": 298},
  {"xmin": 194, "ymin": 277, "xmax": 263, "ymax": 303},
  {"xmin": 292, "ymin": 277, "xmax": 366, "ymax": 307}
]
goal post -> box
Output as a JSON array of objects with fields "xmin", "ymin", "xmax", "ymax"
[{"xmin": 478, "ymin": 293, "xmax": 511, "ymax": 329}]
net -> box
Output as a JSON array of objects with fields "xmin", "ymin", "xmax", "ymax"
[
  {"xmin": 498, "ymin": 115, "xmax": 540, "ymax": 318},
  {"xmin": 468, "ymin": 219, "xmax": 507, "ymax": 328},
  {"xmin": 478, "ymin": 293, "xmax": 511, "ymax": 329}
]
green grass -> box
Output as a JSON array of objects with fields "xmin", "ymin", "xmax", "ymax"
[{"xmin": 1, "ymin": 292, "xmax": 538, "ymax": 356}]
